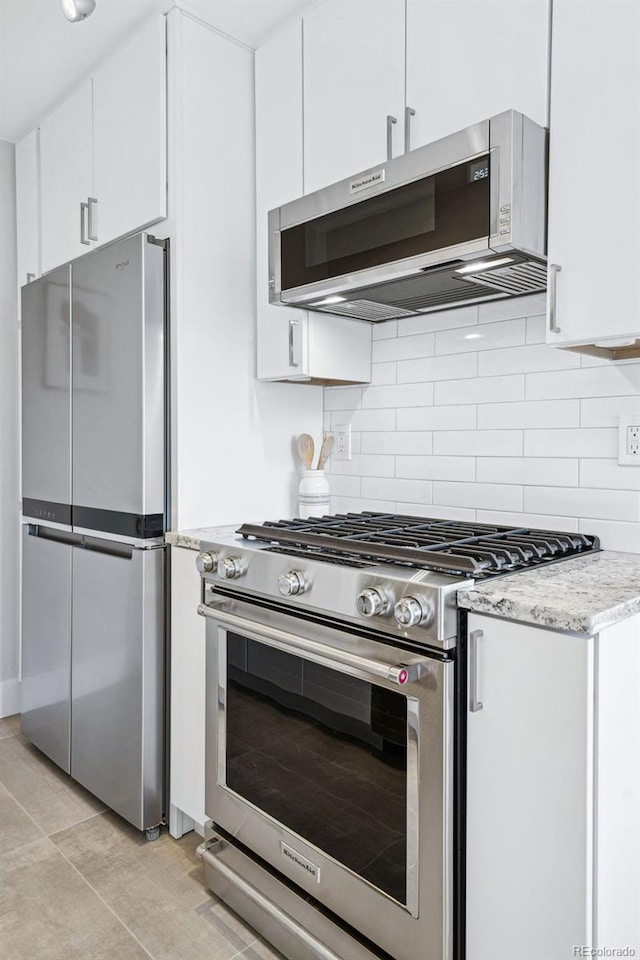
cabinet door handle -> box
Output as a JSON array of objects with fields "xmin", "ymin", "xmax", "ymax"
[
  {"xmin": 386, "ymin": 115, "xmax": 397, "ymax": 162},
  {"xmin": 548, "ymin": 263, "xmax": 561, "ymax": 334},
  {"xmin": 404, "ymin": 106, "xmax": 416, "ymax": 154},
  {"xmin": 87, "ymin": 197, "xmax": 98, "ymax": 242},
  {"xmin": 80, "ymin": 201, "xmax": 90, "ymax": 245},
  {"xmin": 288, "ymin": 318, "xmax": 301, "ymax": 368},
  {"xmin": 469, "ymin": 628, "xmax": 483, "ymax": 712}
]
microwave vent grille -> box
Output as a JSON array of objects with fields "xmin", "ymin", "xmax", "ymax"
[
  {"xmin": 390, "ymin": 284, "xmax": 488, "ymax": 312},
  {"xmin": 317, "ymin": 299, "xmax": 416, "ymax": 321},
  {"xmin": 459, "ymin": 260, "xmax": 546, "ymax": 295}
]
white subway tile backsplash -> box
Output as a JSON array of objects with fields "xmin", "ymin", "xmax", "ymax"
[
  {"xmin": 362, "ymin": 382, "xmax": 434, "ymax": 409},
  {"xmin": 372, "ymin": 332, "xmax": 434, "ymax": 362},
  {"xmin": 478, "ymin": 293, "xmax": 546, "ymax": 323},
  {"xmin": 361, "ymin": 431, "xmax": 433, "ymax": 455},
  {"xmin": 434, "ymin": 430, "xmax": 522, "ymax": 457},
  {"xmin": 579, "ymin": 459, "xmax": 640, "ymax": 492},
  {"xmin": 436, "ymin": 318, "xmax": 526, "ymax": 356},
  {"xmin": 524, "ymin": 486, "xmax": 640, "ymax": 523},
  {"xmin": 479, "ymin": 343, "xmax": 581, "ymax": 376},
  {"xmin": 477, "ymin": 457, "xmax": 579, "ymax": 487},
  {"xmin": 433, "ymin": 481, "xmax": 523, "ymax": 512},
  {"xmin": 398, "ymin": 352, "xmax": 477, "ymax": 384},
  {"xmin": 396, "ymin": 305, "xmax": 478, "ymax": 336},
  {"xmin": 330, "ymin": 454, "xmax": 395, "ymax": 478},
  {"xmin": 475, "ymin": 510, "xmax": 580, "ymax": 532},
  {"xmin": 331, "ymin": 408, "xmax": 396, "ymax": 431},
  {"xmin": 324, "ymin": 299, "xmax": 640, "ymax": 552},
  {"xmin": 397, "ymin": 404, "xmax": 477, "ymax": 431},
  {"xmin": 580, "ymin": 395, "xmax": 640, "ymax": 427},
  {"xmin": 526, "ymin": 363, "xmax": 640, "ymax": 401},
  {"xmin": 396, "ymin": 455, "xmax": 476, "ymax": 482},
  {"xmin": 577, "ymin": 519, "xmax": 640, "ymax": 554},
  {"xmin": 361, "ymin": 477, "xmax": 433, "ymax": 504},
  {"xmin": 524, "ymin": 428, "xmax": 617, "ymax": 459},
  {"xmin": 478, "ymin": 399, "xmax": 579, "ymax": 429},
  {"xmin": 371, "ymin": 362, "xmax": 397, "ymax": 385},
  {"xmin": 435, "ymin": 374, "xmax": 524, "ymax": 406}
]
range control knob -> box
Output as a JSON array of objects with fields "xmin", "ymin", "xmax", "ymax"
[
  {"xmin": 195, "ymin": 552, "xmax": 216, "ymax": 575},
  {"xmin": 278, "ymin": 571, "xmax": 308, "ymax": 597},
  {"xmin": 356, "ymin": 588, "xmax": 389, "ymax": 618},
  {"xmin": 217, "ymin": 557, "xmax": 244, "ymax": 581},
  {"xmin": 394, "ymin": 596, "xmax": 435, "ymax": 629}
]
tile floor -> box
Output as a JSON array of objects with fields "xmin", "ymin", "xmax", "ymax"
[{"xmin": 0, "ymin": 715, "xmax": 283, "ymax": 960}]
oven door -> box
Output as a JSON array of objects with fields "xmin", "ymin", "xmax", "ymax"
[{"xmin": 200, "ymin": 594, "xmax": 453, "ymax": 960}]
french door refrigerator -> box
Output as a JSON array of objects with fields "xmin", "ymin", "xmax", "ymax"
[{"xmin": 21, "ymin": 233, "xmax": 167, "ymax": 835}]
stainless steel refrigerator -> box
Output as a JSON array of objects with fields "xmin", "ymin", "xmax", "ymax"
[{"xmin": 20, "ymin": 233, "xmax": 167, "ymax": 835}]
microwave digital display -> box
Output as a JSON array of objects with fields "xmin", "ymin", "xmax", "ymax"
[{"xmin": 280, "ymin": 154, "xmax": 491, "ymax": 292}]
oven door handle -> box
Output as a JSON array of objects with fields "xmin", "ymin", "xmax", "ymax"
[{"xmin": 198, "ymin": 602, "xmax": 430, "ymax": 686}]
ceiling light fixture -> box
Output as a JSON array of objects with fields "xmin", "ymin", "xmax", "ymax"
[
  {"xmin": 455, "ymin": 257, "xmax": 515, "ymax": 275},
  {"xmin": 61, "ymin": 0, "xmax": 96, "ymax": 22}
]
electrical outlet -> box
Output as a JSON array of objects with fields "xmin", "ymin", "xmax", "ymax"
[
  {"xmin": 334, "ymin": 423, "xmax": 351, "ymax": 461},
  {"xmin": 618, "ymin": 415, "xmax": 640, "ymax": 465}
]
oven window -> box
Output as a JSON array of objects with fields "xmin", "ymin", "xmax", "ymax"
[
  {"xmin": 280, "ymin": 154, "xmax": 490, "ymax": 291},
  {"xmin": 225, "ymin": 633, "xmax": 408, "ymax": 905}
]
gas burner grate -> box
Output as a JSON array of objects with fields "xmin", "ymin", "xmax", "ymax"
[{"xmin": 238, "ymin": 512, "xmax": 599, "ymax": 577}]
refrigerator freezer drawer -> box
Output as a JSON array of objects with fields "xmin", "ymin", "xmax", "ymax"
[
  {"xmin": 21, "ymin": 525, "xmax": 78, "ymax": 773},
  {"xmin": 71, "ymin": 540, "xmax": 164, "ymax": 830}
]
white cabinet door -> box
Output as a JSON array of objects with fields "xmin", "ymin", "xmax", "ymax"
[
  {"xmin": 40, "ymin": 82, "xmax": 93, "ymax": 274},
  {"xmin": 303, "ymin": 0, "xmax": 405, "ymax": 193},
  {"xmin": 169, "ymin": 545, "xmax": 206, "ymax": 834},
  {"xmin": 546, "ymin": 0, "xmax": 640, "ymax": 346},
  {"xmin": 93, "ymin": 15, "xmax": 166, "ymax": 249},
  {"xmin": 255, "ymin": 20, "xmax": 372, "ymax": 384},
  {"xmin": 466, "ymin": 613, "xmax": 593, "ymax": 960},
  {"xmin": 16, "ymin": 129, "xmax": 39, "ymax": 287},
  {"xmin": 406, "ymin": 0, "xmax": 549, "ymax": 150}
]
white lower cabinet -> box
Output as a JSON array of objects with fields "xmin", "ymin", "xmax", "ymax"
[
  {"xmin": 466, "ymin": 612, "xmax": 640, "ymax": 959},
  {"xmin": 169, "ymin": 546, "xmax": 206, "ymax": 836}
]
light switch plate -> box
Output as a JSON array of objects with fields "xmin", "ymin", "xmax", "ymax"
[{"xmin": 618, "ymin": 414, "xmax": 640, "ymax": 465}]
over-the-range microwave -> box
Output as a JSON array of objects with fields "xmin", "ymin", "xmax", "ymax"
[{"xmin": 268, "ymin": 110, "xmax": 548, "ymax": 322}]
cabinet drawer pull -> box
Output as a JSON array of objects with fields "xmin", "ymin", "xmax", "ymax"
[
  {"xmin": 386, "ymin": 115, "xmax": 397, "ymax": 161},
  {"xmin": 87, "ymin": 197, "xmax": 98, "ymax": 242},
  {"xmin": 404, "ymin": 106, "xmax": 416, "ymax": 154},
  {"xmin": 80, "ymin": 202, "xmax": 90, "ymax": 245},
  {"xmin": 288, "ymin": 318, "xmax": 301, "ymax": 368},
  {"xmin": 469, "ymin": 628, "xmax": 483, "ymax": 712},
  {"xmin": 548, "ymin": 263, "xmax": 561, "ymax": 334}
]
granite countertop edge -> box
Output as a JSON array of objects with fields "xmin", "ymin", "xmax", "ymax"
[{"xmin": 166, "ymin": 525, "xmax": 240, "ymax": 550}]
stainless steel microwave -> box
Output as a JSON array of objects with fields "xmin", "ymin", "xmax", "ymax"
[{"xmin": 268, "ymin": 110, "xmax": 547, "ymax": 322}]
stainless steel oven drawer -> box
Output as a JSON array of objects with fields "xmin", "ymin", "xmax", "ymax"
[{"xmin": 198, "ymin": 831, "xmax": 384, "ymax": 960}]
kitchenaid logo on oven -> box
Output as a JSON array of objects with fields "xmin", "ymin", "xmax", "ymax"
[
  {"xmin": 280, "ymin": 841, "xmax": 321, "ymax": 882},
  {"xmin": 349, "ymin": 168, "xmax": 385, "ymax": 194}
]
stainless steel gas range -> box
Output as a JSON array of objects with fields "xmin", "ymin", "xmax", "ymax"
[{"xmin": 195, "ymin": 512, "xmax": 599, "ymax": 960}]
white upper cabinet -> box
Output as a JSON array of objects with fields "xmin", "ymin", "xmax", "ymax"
[
  {"xmin": 16, "ymin": 129, "xmax": 40, "ymax": 289},
  {"xmin": 92, "ymin": 16, "xmax": 166, "ymax": 248},
  {"xmin": 546, "ymin": 0, "xmax": 640, "ymax": 347},
  {"xmin": 40, "ymin": 82, "xmax": 93, "ymax": 274},
  {"xmin": 303, "ymin": 0, "xmax": 405, "ymax": 193},
  {"xmin": 39, "ymin": 15, "xmax": 167, "ymax": 276},
  {"xmin": 255, "ymin": 20, "xmax": 372, "ymax": 384},
  {"xmin": 406, "ymin": 0, "xmax": 549, "ymax": 149}
]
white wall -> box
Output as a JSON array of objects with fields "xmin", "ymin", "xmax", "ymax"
[
  {"xmin": 323, "ymin": 294, "xmax": 640, "ymax": 553},
  {"xmin": 0, "ymin": 139, "xmax": 20, "ymax": 716}
]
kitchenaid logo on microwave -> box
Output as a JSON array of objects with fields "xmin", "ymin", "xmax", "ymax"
[
  {"xmin": 280, "ymin": 842, "xmax": 321, "ymax": 882},
  {"xmin": 115, "ymin": 258, "xmax": 130, "ymax": 271},
  {"xmin": 349, "ymin": 168, "xmax": 385, "ymax": 194}
]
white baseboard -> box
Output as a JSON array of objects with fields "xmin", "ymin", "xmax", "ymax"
[{"xmin": 0, "ymin": 678, "xmax": 21, "ymax": 718}]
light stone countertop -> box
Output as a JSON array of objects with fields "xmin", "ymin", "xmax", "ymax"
[
  {"xmin": 457, "ymin": 550, "xmax": 640, "ymax": 636},
  {"xmin": 166, "ymin": 525, "xmax": 240, "ymax": 551}
]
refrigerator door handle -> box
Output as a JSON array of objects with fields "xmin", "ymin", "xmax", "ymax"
[
  {"xmin": 79, "ymin": 537, "xmax": 133, "ymax": 560},
  {"xmin": 27, "ymin": 524, "xmax": 80, "ymax": 547}
]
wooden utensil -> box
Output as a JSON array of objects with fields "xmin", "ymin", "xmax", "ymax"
[
  {"xmin": 316, "ymin": 434, "xmax": 334, "ymax": 470},
  {"xmin": 296, "ymin": 433, "xmax": 315, "ymax": 470}
]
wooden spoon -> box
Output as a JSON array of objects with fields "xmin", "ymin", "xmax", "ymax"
[
  {"xmin": 316, "ymin": 434, "xmax": 334, "ymax": 470},
  {"xmin": 296, "ymin": 433, "xmax": 315, "ymax": 470}
]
